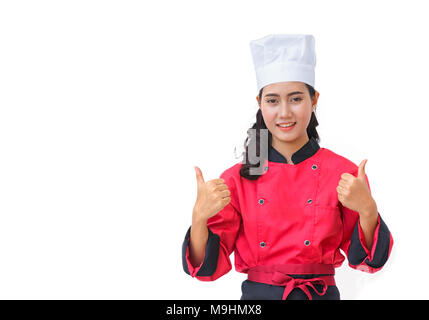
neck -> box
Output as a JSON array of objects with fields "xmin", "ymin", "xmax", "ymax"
[{"xmin": 272, "ymin": 135, "xmax": 310, "ymax": 164}]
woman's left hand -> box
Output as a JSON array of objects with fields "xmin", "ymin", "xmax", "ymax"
[{"xmin": 336, "ymin": 159, "xmax": 376, "ymax": 215}]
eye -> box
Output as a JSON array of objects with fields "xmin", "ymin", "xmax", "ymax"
[
  {"xmin": 266, "ymin": 99, "xmax": 277, "ymax": 104},
  {"xmin": 292, "ymin": 97, "xmax": 303, "ymax": 102}
]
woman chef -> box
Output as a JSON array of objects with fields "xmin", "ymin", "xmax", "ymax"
[{"xmin": 182, "ymin": 34, "xmax": 394, "ymax": 300}]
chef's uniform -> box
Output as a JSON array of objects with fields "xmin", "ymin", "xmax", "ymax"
[{"xmin": 181, "ymin": 34, "xmax": 394, "ymax": 300}]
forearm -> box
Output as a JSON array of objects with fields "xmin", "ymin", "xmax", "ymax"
[
  {"xmin": 189, "ymin": 212, "xmax": 209, "ymax": 268},
  {"xmin": 358, "ymin": 200, "xmax": 379, "ymax": 250}
]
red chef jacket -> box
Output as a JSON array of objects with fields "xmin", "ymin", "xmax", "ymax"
[{"xmin": 182, "ymin": 136, "xmax": 393, "ymax": 299}]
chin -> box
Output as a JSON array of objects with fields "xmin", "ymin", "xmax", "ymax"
[
  {"xmin": 272, "ymin": 129, "xmax": 305, "ymax": 142},
  {"xmin": 273, "ymin": 134, "xmax": 298, "ymax": 143}
]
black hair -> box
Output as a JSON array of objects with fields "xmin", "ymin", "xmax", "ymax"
[{"xmin": 239, "ymin": 83, "xmax": 320, "ymax": 180}]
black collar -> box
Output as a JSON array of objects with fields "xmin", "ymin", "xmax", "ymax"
[{"xmin": 268, "ymin": 136, "xmax": 320, "ymax": 164}]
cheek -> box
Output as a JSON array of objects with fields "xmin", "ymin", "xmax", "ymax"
[
  {"xmin": 261, "ymin": 110, "xmax": 277, "ymax": 127},
  {"xmin": 295, "ymin": 109, "xmax": 313, "ymax": 125}
]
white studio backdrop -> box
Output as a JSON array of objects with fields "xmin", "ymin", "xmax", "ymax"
[{"xmin": 0, "ymin": 0, "xmax": 425, "ymax": 299}]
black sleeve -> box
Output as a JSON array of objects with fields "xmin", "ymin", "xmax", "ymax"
[
  {"xmin": 182, "ymin": 225, "xmax": 221, "ymax": 277},
  {"xmin": 347, "ymin": 213, "xmax": 392, "ymax": 269}
]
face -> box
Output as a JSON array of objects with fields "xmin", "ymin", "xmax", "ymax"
[{"xmin": 256, "ymin": 81, "xmax": 319, "ymax": 145}]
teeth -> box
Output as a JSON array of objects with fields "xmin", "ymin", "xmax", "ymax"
[{"xmin": 278, "ymin": 123, "xmax": 295, "ymax": 127}]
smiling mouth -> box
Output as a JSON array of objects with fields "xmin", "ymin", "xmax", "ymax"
[{"xmin": 277, "ymin": 122, "xmax": 296, "ymax": 128}]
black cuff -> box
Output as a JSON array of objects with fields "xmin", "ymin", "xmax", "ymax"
[
  {"xmin": 348, "ymin": 214, "xmax": 391, "ymax": 269},
  {"xmin": 182, "ymin": 225, "xmax": 220, "ymax": 276}
]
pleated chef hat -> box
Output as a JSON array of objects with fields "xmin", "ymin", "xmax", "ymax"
[{"xmin": 249, "ymin": 34, "xmax": 316, "ymax": 92}]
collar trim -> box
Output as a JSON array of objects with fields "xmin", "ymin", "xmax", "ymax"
[{"xmin": 268, "ymin": 136, "xmax": 320, "ymax": 164}]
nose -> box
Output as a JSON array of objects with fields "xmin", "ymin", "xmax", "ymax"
[{"xmin": 278, "ymin": 101, "xmax": 293, "ymax": 118}]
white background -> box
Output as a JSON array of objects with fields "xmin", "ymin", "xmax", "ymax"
[{"xmin": 0, "ymin": 0, "xmax": 426, "ymax": 299}]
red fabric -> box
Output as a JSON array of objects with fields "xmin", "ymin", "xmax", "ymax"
[
  {"xmin": 185, "ymin": 147, "xmax": 393, "ymax": 281},
  {"xmin": 247, "ymin": 264, "xmax": 336, "ymax": 300}
]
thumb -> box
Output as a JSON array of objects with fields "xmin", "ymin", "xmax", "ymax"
[
  {"xmin": 194, "ymin": 166, "xmax": 205, "ymax": 187},
  {"xmin": 357, "ymin": 159, "xmax": 367, "ymax": 180}
]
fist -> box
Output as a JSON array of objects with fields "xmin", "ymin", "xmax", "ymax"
[
  {"xmin": 193, "ymin": 166, "xmax": 231, "ymax": 222},
  {"xmin": 336, "ymin": 159, "xmax": 375, "ymax": 213}
]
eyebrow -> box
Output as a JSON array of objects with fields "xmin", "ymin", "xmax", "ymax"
[{"xmin": 264, "ymin": 91, "xmax": 304, "ymax": 98}]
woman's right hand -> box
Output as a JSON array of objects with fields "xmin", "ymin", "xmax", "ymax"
[{"xmin": 193, "ymin": 166, "xmax": 231, "ymax": 222}]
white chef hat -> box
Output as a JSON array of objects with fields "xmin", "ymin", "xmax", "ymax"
[{"xmin": 249, "ymin": 34, "xmax": 316, "ymax": 92}]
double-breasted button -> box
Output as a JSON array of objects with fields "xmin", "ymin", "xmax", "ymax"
[
  {"xmin": 258, "ymin": 198, "xmax": 265, "ymax": 205},
  {"xmin": 307, "ymin": 199, "xmax": 312, "ymax": 204},
  {"xmin": 304, "ymin": 240, "xmax": 311, "ymax": 246},
  {"xmin": 260, "ymin": 241, "xmax": 266, "ymax": 248},
  {"xmin": 312, "ymin": 164, "xmax": 318, "ymax": 170}
]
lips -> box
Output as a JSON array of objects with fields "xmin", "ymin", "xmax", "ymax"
[
  {"xmin": 277, "ymin": 122, "xmax": 296, "ymax": 131},
  {"xmin": 277, "ymin": 122, "xmax": 296, "ymax": 127}
]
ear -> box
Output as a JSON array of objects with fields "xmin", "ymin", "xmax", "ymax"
[
  {"xmin": 313, "ymin": 91, "xmax": 320, "ymax": 104},
  {"xmin": 256, "ymin": 95, "xmax": 261, "ymax": 109},
  {"xmin": 312, "ymin": 91, "xmax": 320, "ymax": 112}
]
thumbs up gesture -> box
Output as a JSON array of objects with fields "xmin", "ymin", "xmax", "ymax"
[
  {"xmin": 193, "ymin": 166, "xmax": 232, "ymax": 223},
  {"xmin": 336, "ymin": 159, "xmax": 376, "ymax": 214}
]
